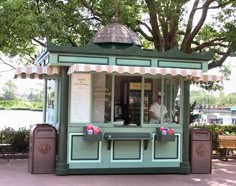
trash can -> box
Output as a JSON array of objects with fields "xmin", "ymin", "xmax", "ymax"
[
  {"xmin": 28, "ymin": 124, "xmax": 57, "ymax": 174},
  {"xmin": 190, "ymin": 129, "xmax": 212, "ymax": 174}
]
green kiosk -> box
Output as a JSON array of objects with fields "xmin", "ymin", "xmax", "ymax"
[{"xmin": 15, "ymin": 22, "xmax": 215, "ymax": 175}]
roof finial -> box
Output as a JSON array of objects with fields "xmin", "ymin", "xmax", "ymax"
[{"xmin": 113, "ymin": 0, "xmax": 119, "ymax": 22}]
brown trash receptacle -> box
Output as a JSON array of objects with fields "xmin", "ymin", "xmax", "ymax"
[
  {"xmin": 28, "ymin": 124, "xmax": 57, "ymax": 174},
  {"xmin": 190, "ymin": 129, "xmax": 212, "ymax": 174}
]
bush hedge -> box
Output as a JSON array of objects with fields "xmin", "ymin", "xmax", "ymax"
[
  {"xmin": 190, "ymin": 124, "xmax": 236, "ymax": 151},
  {"xmin": 0, "ymin": 127, "xmax": 30, "ymax": 153}
]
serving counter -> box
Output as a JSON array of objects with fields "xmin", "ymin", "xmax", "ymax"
[{"xmin": 67, "ymin": 125, "xmax": 182, "ymax": 174}]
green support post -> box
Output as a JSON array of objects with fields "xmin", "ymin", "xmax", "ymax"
[
  {"xmin": 180, "ymin": 80, "xmax": 191, "ymax": 174},
  {"xmin": 55, "ymin": 67, "xmax": 69, "ymax": 175}
]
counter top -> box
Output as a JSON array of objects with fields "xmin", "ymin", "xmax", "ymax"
[{"xmin": 103, "ymin": 132, "xmax": 152, "ymax": 150}]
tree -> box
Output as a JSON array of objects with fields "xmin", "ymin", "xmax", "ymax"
[
  {"xmin": 191, "ymin": 90, "xmax": 236, "ymax": 107},
  {"xmin": 190, "ymin": 89, "xmax": 217, "ymax": 107},
  {"xmin": 143, "ymin": 0, "xmax": 236, "ymax": 70},
  {"xmin": 217, "ymin": 92, "xmax": 236, "ymax": 107},
  {"xmin": 2, "ymin": 80, "xmax": 17, "ymax": 100},
  {"xmin": 0, "ymin": 0, "xmax": 235, "ymax": 71}
]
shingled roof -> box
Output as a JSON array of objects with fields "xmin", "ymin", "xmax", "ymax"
[{"xmin": 91, "ymin": 22, "xmax": 142, "ymax": 46}]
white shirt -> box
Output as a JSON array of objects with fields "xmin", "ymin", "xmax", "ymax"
[{"xmin": 149, "ymin": 102, "xmax": 167, "ymax": 119}]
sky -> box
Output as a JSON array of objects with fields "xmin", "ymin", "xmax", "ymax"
[
  {"xmin": 220, "ymin": 58, "xmax": 236, "ymax": 94},
  {"xmin": 190, "ymin": 57, "xmax": 236, "ymax": 96}
]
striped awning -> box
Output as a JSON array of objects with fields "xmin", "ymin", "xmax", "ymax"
[
  {"xmin": 14, "ymin": 66, "xmax": 60, "ymax": 79},
  {"xmin": 197, "ymin": 74, "xmax": 223, "ymax": 83},
  {"xmin": 191, "ymin": 73, "xmax": 224, "ymax": 83},
  {"xmin": 67, "ymin": 64, "xmax": 203, "ymax": 77}
]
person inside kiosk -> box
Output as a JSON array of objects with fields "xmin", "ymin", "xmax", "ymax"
[
  {"xmin": 91, "ymin": 74, "xmax": 181, "ymax": 126},
  {"xmin": 149, "ymin": 91, "xmax": 168, "ymax": 124}
]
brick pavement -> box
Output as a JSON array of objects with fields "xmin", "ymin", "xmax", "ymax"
[{"xmin": 0, "ymin": 159, "xmax": 235, "ymax": 186}]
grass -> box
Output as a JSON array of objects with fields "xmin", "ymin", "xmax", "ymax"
[{"xmin": 0, "ymin": 100, "xmax": 43, "ymax": 110}]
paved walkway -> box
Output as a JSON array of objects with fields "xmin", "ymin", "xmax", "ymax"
[{"xmin": 0, "ymin": 159, "xmax": 236, "ymax": 186}]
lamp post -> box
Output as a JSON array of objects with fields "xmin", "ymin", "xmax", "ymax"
[{"xmin": 30, "ymin": 88, "xmax": 33, "ymax": 102}]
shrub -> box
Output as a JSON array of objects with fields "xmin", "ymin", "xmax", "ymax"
[
  {"xmin": 12, "ymin": 127, "xmax": 30, "ymax": 153},
  {"xmin": 191, "ymin": 125, "xmax": 236, "ymax": 151},
  {"xmin": 0, "ymin": 127, "xmax": 15, "ymax": 144},
  {"xmin": 0, "ymin": 127, "xmax": 30, "ymax": 153}
]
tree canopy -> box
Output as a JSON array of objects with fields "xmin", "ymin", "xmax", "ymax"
[
  {"xmin": 0, "ymin": 0, "xmax": 235, "ymax": 70},
  {"xmin": 191, "ymin": 89, "xmax": 236, "ymax": 107},
  {"xmin": 2, "ymin": 80, "xmax": 17, "ymax": 100}
]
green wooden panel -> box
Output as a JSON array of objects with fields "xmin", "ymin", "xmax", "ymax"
[
  {"xmin": 202, "ymin": 62, "xmax": 208, "ymax": 72},
  {"xmin": 158, "ymin": 60, "xmax": 202, "ymax": 69},
  {"xmin": 116, "ymin": 58, "xmax": 151, "ymax": 66},
  {"xmin": 113, "ymin": 141, "xmax": 141, "ymax": 160},
  {"xmin": 154, "ymin": 135, "xmax": 179, "ymax": 159},
  {"xmin": 58, "ymin": 55, "xmax": 109, "ymax": 65},
  {"xmin": 67, "ymin": 127, "xmax": 183, "ymax": 169},
  {"xmin": 71, "ymin": 135, "xmax": 100, "ymax": 160},
  {"xmin": 49, "ymin": 54, "xmax": 58, "ymax": 64}
]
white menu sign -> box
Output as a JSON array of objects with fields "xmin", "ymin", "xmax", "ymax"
[{"xmin": 70, "ymin": 73, "xmax": 91, "ymax": 123}]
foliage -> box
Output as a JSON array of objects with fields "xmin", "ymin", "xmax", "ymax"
[
  {"xmin": 219, "ymin": 64, "xmax": 231, "ymax": 81},
  {"xmin": 0, "ymin": 127, "xmax": 15, "ymax": 144},
  {"xmin": 191, "ymin": 89, "xmax": 236, "ymax": 107},
  {"xmin": 189, "ymin": 101, "xmax": 198, "ymax": 123},
  {"xmin": 12, "ymin": 127, "xmax": 30, "ymax": 152},
  {"xmin": 30, "ymin": 102, "xmax": 43, "ymax": 110},
  {"xmin": 217, "ymin": 92, "xmax": 236, "ymax": 107},
  {"xmin": 0, "ymin": 127, "xmax": 30, "ymax": 153},
  {"xmin": 0, "ymin": 0, "xmax": 235, "ymax": 71},
  {"xmin": 0, "ymin": 100, "xmax": 43, "ymax": 110},
  {"xmin": 200, "ymin": 82, "xmax": 224, "ymax": 92},
  {"xmin": 0, "ymin": 0, "xmax": 141, "ymax": 58},
  {"xmin": 2, "ymin": 80, "xmax": 17, "ymax": 100},
  {"xmin": 191, "ymin": 89, "xmax": 218, "ymax": 107},
  {"xmin": 192, "ymin": 124, "xmax": 236, "ymax": 151}
]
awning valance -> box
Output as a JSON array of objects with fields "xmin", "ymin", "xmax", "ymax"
[
  {"xmin": 197, "ymin": 74, "xmax": 223, "ymax": 83},
  {"xmin": 191, "ymin": 73, "xmax": 223, "ymax": 83},
  {"xmin": 14, "ymin": 66, "xmax": 60, "ymax": 79},
  {"xmin": 67, "ymin": 64, "xmax": 203, "ymax": 77}
]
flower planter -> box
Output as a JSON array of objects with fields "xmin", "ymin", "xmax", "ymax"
[
  {"xmin": 155, "ymin": 134, "xmax": 175, "ymax": 142},
  {"xmin": 83, "ymin": 127, "xmax": 103, "ymax": 141},
  {"xmin": 155, "ymin": 128, "xmax": 175, "ymax": 142}
]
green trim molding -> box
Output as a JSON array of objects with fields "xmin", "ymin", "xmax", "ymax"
[
  {"xmin": 58, "ymin": 55, "xmax": 109, "ymax": 65},
  {"xmin": 158, "ymin": 60, "xmax": 202, "ymax": 69},
  {"xmin": 67, "ymin": 165, "xmax": 190, "ymax": 175},
  {"xmin": 116, "ymin": 58, "xmax": 151, "ymax": 67},
  {"xmin": 36, "ymin": 42, "xmax": 213, "ymax": 66}
]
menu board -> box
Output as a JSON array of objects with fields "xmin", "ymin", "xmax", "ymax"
[{"xmin": 70, "ymin": 73, "xmax": 91, "ymax": 123}]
